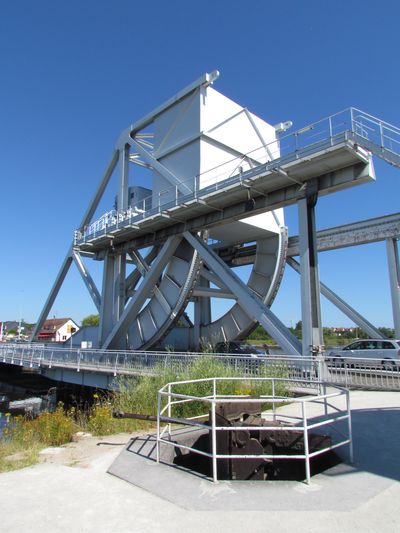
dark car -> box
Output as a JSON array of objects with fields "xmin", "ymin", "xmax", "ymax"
[{"xmin": 214, "ymin": 341, "xmax": 268, "ymax": 357}]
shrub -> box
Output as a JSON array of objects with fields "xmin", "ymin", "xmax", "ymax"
[{"xmin": 8, "ymin": 404, "xmax": 78, "ymax": 447}]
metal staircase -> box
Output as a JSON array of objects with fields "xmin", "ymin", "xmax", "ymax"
[{"xmin": 349, "ymin": 108, "xmax": 400, "ymax": 168}]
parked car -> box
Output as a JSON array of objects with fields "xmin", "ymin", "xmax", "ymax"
[
  {"xmin": 326, "ymin": 339, "xmax": 400, "ymax": 369},
  {"xmin": 214, "ymin": 341, "xmax": 268, "ymax": 357}
]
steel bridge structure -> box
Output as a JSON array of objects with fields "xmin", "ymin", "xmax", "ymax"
[{"xmin": 30, "ymin": 71, "xmax": 400, "ymax": 356}]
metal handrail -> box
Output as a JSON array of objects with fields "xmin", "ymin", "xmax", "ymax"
[
  {"xmin": 156, "ymin": 376, "xmax": 353, "ymax": 484},
  {"xmin": 1, "ymin": 343, "xmax": 399, "ymax": 390}
]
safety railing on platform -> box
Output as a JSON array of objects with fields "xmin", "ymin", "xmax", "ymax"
[
  {"xmin": 156, "ymin": 376, "xmax": 352, "ymax": 484},
  {"xmin": 73, "ymin": 107, "xmax": 400, "ymax": 246}
]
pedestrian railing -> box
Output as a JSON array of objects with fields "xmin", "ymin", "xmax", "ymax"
[
  {"xmin": 322, "ymin": 356, "xmax": 400, "ymax": 390},
  {"xmin": 0, "ymin": 344, "xmax": 399, "ymax": 391}
]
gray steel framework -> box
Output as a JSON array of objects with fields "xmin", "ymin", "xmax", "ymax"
[{"xmin": 31, "ymin": 73, "xmax": 400, "ymax": 354}]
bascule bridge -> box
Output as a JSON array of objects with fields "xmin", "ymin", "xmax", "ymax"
[{"xmin": 31, "ymin": 71, "xmax": 400, "ymax": 356}]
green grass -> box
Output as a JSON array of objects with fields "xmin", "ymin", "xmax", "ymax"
[{"xmin": 113, "ymin": 355, "xmax": 289, "ymax": 420}]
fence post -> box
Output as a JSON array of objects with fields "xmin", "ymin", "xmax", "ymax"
[
  {"xmin": 211, "ymin": 399, "xmax": 218, "ymax": 483},
  {"xmin": 156, "ymin": 392, "xmax": 161, "ymax": 463},
  {"xmin": 302, "ymin": 401, "xmax": 311, "ymax": 484},
  {"xmin": 272, "ymin": 378, "xmax": 276, "ymax": 421},
  {"xmin": 167, "ymin": 383, "xmax": 172, "ymax": 437},
  {"xmin": 379, "ymin": 121, "xmax": 384, "ymax": 148},
  {"xmin": 346, "ymin": 390, "xmax": 354, "ymax": 464},
  {"xmin": 350, "ymin": 107, "xmax": 355, "ymax": 132}
]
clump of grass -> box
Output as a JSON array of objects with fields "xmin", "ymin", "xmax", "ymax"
[
  {"xmin": 6, "ymin": 404, "xmax": 78, "ymax": 447},
  {"xmin": 0, "ymin": 404, "xmax": 79, "ymax": 472},
  {"xmin": 0, "ymin": 439, "xmax": 42, "ymax": 472},
  {"xmin": 86, "ymin": 392, "xmax": 143, "ymax": 435},
  {"xmin": 112, "ymin": 355, "xmax": 290, "ymax": 421}
]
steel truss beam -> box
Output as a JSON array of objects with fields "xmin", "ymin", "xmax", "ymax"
[
  {"xmin": 216, "ymin": 212, "xmax": 400, "ymax": 267},
  {"xmin": 129, "ymin": 249, "xmax": 172, "ymax": 315},
  {"xmin": 127, "ymin": 138, "xmax": 193, "ymax": 195},
  {"xmin": 31, "ymin": 150, "xmax": 120, "ymax": 341},
  {"xmin": 183, "ymin": 231, "xmax": 302, "ymax": 355},
  {"xmin": 287, "ymin": 212, "xmax": 400, "ymax": 256},
  {"xmin": 30, "ymin": 251, "xmax": 73, "ymax": 340},
  {"xmin": 72, "ymin": 251, "xmax": 101, "ymax": 311},
  {"xmin": 125, "ymin": 247, "xmax": 159, "ymax": 300},
  {"xmin": 287, "ymin": 257, "xmax": 384, "ymax": 339}
]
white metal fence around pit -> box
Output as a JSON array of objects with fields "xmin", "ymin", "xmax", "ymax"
[{"xmin": 156, "ymin": 376, "xmax": 353, "ymax": 484}]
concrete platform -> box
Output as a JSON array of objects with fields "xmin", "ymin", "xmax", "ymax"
[
  {"xmin": 0, "ymin": 391, "xmax": 399, "ymax": 533},
  {"xmin": 108, "ymin": 391, "xmax": 400, "ymax": 512}
]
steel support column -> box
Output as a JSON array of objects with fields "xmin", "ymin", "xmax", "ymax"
[
  {"xmin": 98, "ymin": 251, "xmax": 117, "ymax": 346},
  {"xmin": 194, "ymin": 276, "xmax": 212, "ymax": 349},
  {"xmin": 386, "ymin": 238, "xmax": 400, "ymax": 337},
  {"xmin": 118, "ymin": 144, "xmax": 130, "ymax": 212},
  {"xmin": 298, "ymin": 195, "xmax": 324, "ymax": 356}
]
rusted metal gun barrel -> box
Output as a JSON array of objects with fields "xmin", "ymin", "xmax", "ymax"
[
  {"xmin": 113, "ymin": 410, "xmax": 158, "ymax": 422},
  {"xmin": 113, "ymin": 410, "xmax": 207, "ymax": 427}
]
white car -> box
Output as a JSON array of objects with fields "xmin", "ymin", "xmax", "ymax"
[{"xmin": 327, "ymin": 339, "xmax": 400, "ymax": 369}]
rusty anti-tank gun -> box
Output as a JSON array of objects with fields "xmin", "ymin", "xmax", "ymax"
[{"xmin": 113, "ymin": 402, "xmax": 339, "ymax": 481}]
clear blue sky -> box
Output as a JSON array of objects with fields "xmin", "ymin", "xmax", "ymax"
[{"xmin": 1, "ymin": 0, "xmax": 399, "ymax": 329}]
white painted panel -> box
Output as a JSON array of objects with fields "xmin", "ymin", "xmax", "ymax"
[
  {"xmin": 160, "ymin": 276, "xmax": 180, "ymax": 306},
  {"xmin": 151, "ymin": 84, "xmax": 284, "ymax": 229},
  {"xmin": 167, "ymin": 257, "xmax": 188, "ymax": 286},
  {"xmin": 141, "ymin": 309, "xmax": 157, "ymax": 341},
  {"xmin": 153, "ymin": 89, "xmax": 200, "ymax": 152},
  {"xmin": 149, "ymin": 299, "xmax": 166, "ymax": 327}
]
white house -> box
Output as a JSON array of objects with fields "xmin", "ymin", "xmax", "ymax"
[{"xmin": 38, "ymin": 318, "xmax": 79, "ymax": 342}]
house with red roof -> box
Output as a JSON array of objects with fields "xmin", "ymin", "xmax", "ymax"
[{"xmin": 38, "ymin": 318, "xmax": 79, "ymax": 342}]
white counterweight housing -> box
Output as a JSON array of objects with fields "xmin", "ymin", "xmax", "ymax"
[{"xmin": 152, "ymin": 83, "xmax": 283, "ymax": 244}]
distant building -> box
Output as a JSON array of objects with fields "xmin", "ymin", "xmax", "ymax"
[
  {"xmin": 1, "ymin": 320, "xmax": 32, "ymax": 341},
  {"xmin": 38, "ymin": 318, "xmax": 79, "ymax": 342}
]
